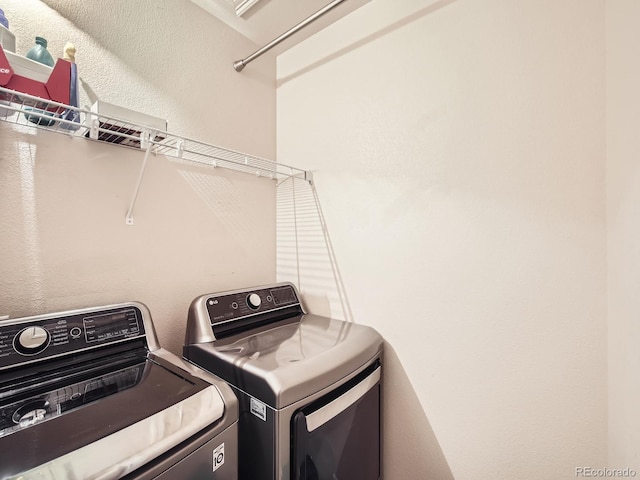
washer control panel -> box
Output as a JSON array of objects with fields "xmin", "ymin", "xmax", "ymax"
[
  {"xmin": 0, "ymin": 306, "xmax": 146, "ymax": 371},
  {"xmin": 206, "ymin": 284, "xmax": 300, "ymax": 325}
]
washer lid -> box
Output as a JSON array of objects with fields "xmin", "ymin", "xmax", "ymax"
[
  {"xmin": 0, "ymin": 355, "xmax": 227, "ymax": 479},
  {"xmin": 184, "ymin": 313, "xmax": 383, "ymax": 409}
]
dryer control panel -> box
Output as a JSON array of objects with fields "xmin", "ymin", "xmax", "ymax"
[
  {"xmin": 194, "ymin": 283, "xmax": 304, "ymax": 341},
  {"xmin": 0, "ymin": 306, "xmax": 147, "ymax": 371},
  {"xmin": 205, "ymin": 284, "xmax": 300, "ymax": 324}
]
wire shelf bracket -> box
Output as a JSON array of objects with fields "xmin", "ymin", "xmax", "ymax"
[{"xmin": 0, "ymin": 85, "xmax": 312, "ymax": 224}]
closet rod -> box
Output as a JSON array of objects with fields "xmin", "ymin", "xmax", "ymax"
[{"xmin": 233, "ymin": 0, "xmax": 347, "ymax": 72}]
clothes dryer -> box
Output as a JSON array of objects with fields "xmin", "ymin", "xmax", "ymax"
[{"xmin": 183, "ymin": 283, "xmax": 382, "ymax": 480}]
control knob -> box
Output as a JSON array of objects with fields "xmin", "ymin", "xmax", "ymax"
[
  {"xmin": 247, "ymin": 293, "xmax": 262, "ymax": 310},
  {"xmin": 14, "ymin": 326, "xmax": 50, "ymax": 355}
]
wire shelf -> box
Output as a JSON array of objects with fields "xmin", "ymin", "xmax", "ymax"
[{"xmin": 0, "ymin": 85, "xmax": 310, "ymax": 182}]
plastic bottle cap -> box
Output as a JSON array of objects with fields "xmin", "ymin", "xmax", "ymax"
[{"xmin": 35, "ymin": 37, "xmax": 47, "ymax": 47}]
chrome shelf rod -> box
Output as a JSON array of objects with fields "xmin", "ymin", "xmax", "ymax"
[{"xmin": 233, "ymin": 0, "xmax": 347, "ymax": 72}]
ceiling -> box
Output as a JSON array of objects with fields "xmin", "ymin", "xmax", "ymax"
[{"xmin": 189, "ymin": 0, "xmax": 370, "ymax": 54}]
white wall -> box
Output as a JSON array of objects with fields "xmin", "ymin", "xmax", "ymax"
[
  {"xmin": 277, "ymin": 0, "xmax": 607, "ymax": 478},
  {"xmin": 606, "ymin": 0, "xmax": 640, "ymax": 472},
  {"xmin": 0, "ymin": 0, "xmax": 278, "ymax": 355}
]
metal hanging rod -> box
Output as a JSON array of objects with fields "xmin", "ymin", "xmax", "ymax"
[{"xmin": 233, "ymin": 0, "xmax": 347, "ymax": 72}]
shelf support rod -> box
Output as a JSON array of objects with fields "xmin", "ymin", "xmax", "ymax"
[
  {"xmin": 233, "ymin": 0, "xmax": 347, "ymax": 72},
  {"xmin": 125, "ymin": 132, "xmax": 154, "ymax": 225}
]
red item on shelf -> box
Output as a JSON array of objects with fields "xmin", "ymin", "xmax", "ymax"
[{"xmin": 0, "ymin": 44, "xmax": 70, "ymax": 107}]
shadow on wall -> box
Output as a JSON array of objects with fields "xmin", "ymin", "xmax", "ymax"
[
  {"xmin": 275, "ymin": 176, "xmax": 454, "ymax": 478},
  {"xmin": 277, "ymin": 0, "xmax": 459, "ymax": 86},
  {"xmin": 384, "ymin": 341, "xmax": 455, "ymax": 479},
  {"xmin": 276, "ymin": 176, "xmax": 353, "ymax": 321}
]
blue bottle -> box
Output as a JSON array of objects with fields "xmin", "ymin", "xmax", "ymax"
[
  {"xmin": 26, "ymin": 37, "xmax": 55, "ymax": 67},
  {"xmin": 60, "ymin": 42, "xmax": 80, "ymax": 130},
  {"xmin": 23, "ymin": 37, "xmax": 57, "ymax": 125},
  {"xmin": 0, "ymin": 9, "xmax": 9, "ymax": 29}
]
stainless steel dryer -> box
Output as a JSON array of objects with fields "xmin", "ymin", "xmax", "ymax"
[
  {"xmin": 0, "ymin": 302, "xmax": 238, "ymax": 480},
  {"xmin": 183, "ymin": 283, "xmax": 383, "ymax": 480}
]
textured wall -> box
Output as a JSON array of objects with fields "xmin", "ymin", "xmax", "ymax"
[
  {"xmin": 277, "ymin": 0, "xmax": 607, "ymax": 478},
  {"xmin": 0, "ymin": 0, "xmax": 277, "ymax": 355},
  {"xmin": 5, "ymin": 0, "xmax": 276, "ymax": 154}
]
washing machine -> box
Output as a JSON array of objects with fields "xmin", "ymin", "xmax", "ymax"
[
  {"xmin": 0, "ymin": 302, "xmax": 238, "ymax": 480},
  {"xmin": 183, "ymin": 282, "xmax": 383, "ymax": 480}
]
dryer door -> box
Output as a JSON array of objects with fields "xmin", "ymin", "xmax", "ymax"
[{"xmin": 291, "ymin": 363, "xmax": 381, "ymax": 480}]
